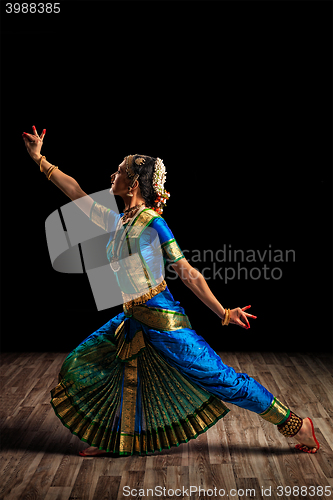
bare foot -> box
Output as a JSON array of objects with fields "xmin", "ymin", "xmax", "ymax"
[
  {"xmin": 293, "ymin": 418, "xmax": 320, "ymax": 453},
  {"xmin": 79, "ymin": 446, "xmax": 107, "ymax": 456}
]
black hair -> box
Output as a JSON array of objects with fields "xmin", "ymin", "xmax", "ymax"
[{"xmin": 131, "ymin": 155, "xmax": 158, "ymax": 210}]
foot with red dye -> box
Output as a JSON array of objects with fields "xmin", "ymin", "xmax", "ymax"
[
  {"xmin": 79, "ymin": 446, "xmax": 108, "ymax": 456},
  {"xmin": 294, "ymin": 418, "xmax": 320, "ymax": 453}
]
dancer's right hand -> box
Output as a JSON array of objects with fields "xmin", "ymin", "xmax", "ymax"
[
  {"xmin": 22, "ymin": 126, "xmax": 46, "ymax": 162},
  {"xmin": 229, "ymin": 305, "xmax": 257, "ymax": 329}
]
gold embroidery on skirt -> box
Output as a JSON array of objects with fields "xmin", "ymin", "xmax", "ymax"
[
  {"xmin": 120, "ymin": 357, "xmax": 138, "ymax": 454},
  {"xmin": 116, "ymin": 328, "xmax": 147, "ymax": 362},
  {"xmin": 50, "ymin": 319, "xmax": 232, "ymax": 455},
  {"xmin": 115, "ymin": 321, "xmax": 125, "ymax": 340},
  {"xmin": 129, "ymin": 305, "xmax": 192, "ymax": 331}
]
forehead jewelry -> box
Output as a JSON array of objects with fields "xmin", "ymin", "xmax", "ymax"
[{"xmin": 125, "ymin": 155, "xmax": 146, "ymax": 178}]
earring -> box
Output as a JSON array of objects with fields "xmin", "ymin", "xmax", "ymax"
[{"xmin": 127, "ymin": 186, "xmax": 134, "ymax": 197}]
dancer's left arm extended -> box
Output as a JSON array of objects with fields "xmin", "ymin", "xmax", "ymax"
[
  {"xmin": 171, "ymin": 258, "xmax": 226, "ymax": 320},
  {"xmin": 171, "ymin": 258, "xmax": 256, "ymax": 329}
]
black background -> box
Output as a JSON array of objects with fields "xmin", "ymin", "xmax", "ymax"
[{"xmin": 1, "ymin": 1, "xmax": 332, "ymax": 354}]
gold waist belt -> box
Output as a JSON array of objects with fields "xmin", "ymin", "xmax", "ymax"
[
  {"xmin": 122, "ymin": 279, "xmax": 167, "ymax": 310},
  {"xmin": 127, "ymin": 305, "xmax": 192, "ymax": 331},
  {"xmin": 122, "ymin": 279, "xmax": 192, "ymax": 331}
]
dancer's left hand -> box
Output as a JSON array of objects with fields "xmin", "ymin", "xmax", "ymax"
[{"xmin": 229, "ymin": 305, "xmax": 257, "ymax": 329}]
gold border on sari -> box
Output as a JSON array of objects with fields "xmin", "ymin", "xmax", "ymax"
[
  {"xmin": 89, "ymin": 201, "xmax": 110, "ymax": 231},
  {"xmin": 116, "ymin": 328, "xmax": 147, "ymax": 362},
  {"xmin": 119, "ymin": 357, "xmax": 138, "ymax": 454},
  {"xmin": 126, "ymin": 209, "xmax": 161, "ymax": 239},
  {"xmin": 115, "ymin": 321, "xmax": 125, "ymax": 340},
  {"xmin": 259, "ymin": 397, "xmax": 290, "ymax": 425},
  {"xmin": 162, "ymin": 238, "xmax": 185, "ymax": 263},
  {"xmin": 130, "ymin": 305, "xmax": 192, "ymax": 331},
  {"xmin": 107, "ymin": 208, "xmax": 160, "ymax": 259}
]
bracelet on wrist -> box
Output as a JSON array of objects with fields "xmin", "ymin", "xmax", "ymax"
[
  {"xmin": 39, "ymin": 155, "xmax": 46, "ymax": 172},
  {"xmin": 221, "ymin": 308, "xmax": 230, "ymax": 326}
]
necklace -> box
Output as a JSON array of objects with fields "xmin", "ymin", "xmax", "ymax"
[
  {"xmin": 121, "ymin": 203, "xmax": 146, "ymax": 224},
  {"xmin": 123, "ymin": 203, "xmax": 145, "ymax": 214},
  {"xmin": 110, "ymin": 204, "xmax": 147, "ymax": 272}
]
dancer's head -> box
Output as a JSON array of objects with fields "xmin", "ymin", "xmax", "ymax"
[{"xmin": 110, "ymin": 155, "xmax": 170, "ymax": 214}]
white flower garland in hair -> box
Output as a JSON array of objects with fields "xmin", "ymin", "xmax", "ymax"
[{"xmin": 152, "ymin": 158, "xmax": 170, "ymax": 215}]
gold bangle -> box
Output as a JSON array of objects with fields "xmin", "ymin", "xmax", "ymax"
[
  {"xmin": 221, "ymin": 308, "xmax": 230, "ymax": 326},
  {"xmin": 40, "ymin": 155, "xmax": 46, "ymax": 172},
  {"xmin": 226, "ymin": 308, "xmax": 230, "ymax": 325},
  {"xmin": 48, "ymin": 166, "xmax": 58, "ymax": 180},
  {"xmin": 45, "ymin": 165, "xmax": 53, "ymax": 177},
  {"xmin": 47, "ymin": 165, "xmax": 56, "ymax": 179},
  {"xmin": 222, "ymin": 310, "xmax": 227, "ymax": 325}
]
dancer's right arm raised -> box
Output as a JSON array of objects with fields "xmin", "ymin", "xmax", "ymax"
[{"xmin": 22, "ymin": 127, "xmax": 94, "ymax": 217}]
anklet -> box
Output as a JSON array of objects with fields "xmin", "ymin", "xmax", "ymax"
[{"xmin": 277, "ymin": 411, "xmax": 303, "ymax": 437}]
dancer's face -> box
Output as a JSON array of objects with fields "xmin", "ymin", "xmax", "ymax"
[{"xmin": 110, "ymin": 160, "xmax": 128, "ymax": 195}]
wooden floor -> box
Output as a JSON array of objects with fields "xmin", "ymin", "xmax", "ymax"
[{"xmin": 0, "ymin": 351, "xmax": 332, "ymax": 500}]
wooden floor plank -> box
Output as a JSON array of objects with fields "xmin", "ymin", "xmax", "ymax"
[
  {"xmin": 44, "ymin": 486, "xmax": 73, "ymax": 500},
  {"xmin": 92, "ymin": 476, "xmax": 121, "ymax": 500},
  {"xmin": 206, "ymin": 419, "xmax": 232, "ymax": 465},
  {"xmin": 0, "ymin": 351, "xmax": 332, "ymax": 500}
]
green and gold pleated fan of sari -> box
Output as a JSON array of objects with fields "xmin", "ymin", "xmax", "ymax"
[{"xmin": 50, "ymin": 317, "xmax": 229, "ymax": 456}]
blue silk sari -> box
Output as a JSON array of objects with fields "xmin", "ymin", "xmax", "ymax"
[{"xmin": 50, "ymin": 204, "xmax": 273, "ymax": 456}]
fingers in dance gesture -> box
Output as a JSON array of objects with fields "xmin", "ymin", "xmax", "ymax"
[
  {"xmin": 22, "ymin": 126, "xmax": 46, "ymax": 162},
  {"xmin": 229, "ymin": 305, "xmax": 257, "ymax": 329}
]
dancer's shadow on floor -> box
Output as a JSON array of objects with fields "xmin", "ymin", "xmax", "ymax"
[{"xmin": 0, "ymin": 426, "xmax": 296, "ymax": 457}]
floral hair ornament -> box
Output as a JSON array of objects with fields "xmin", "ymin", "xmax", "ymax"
[{"xmin": 153, "ymin": 157, "xmax": 170, "ymax": 215}]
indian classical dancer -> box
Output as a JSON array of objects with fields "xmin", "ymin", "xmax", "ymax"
[{"xmin": 22, "ymin": 126, "xmax": 320, "ymax": 456}]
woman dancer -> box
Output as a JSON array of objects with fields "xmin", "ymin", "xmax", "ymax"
[{"xmin": 22, "ymin": 127, "xmax": 320, "ymax": 456}]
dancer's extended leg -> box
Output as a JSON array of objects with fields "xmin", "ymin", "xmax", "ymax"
[
  {"xmin": 159, "ymin": 342, "xmax": 321, "ymax": 455},
  {"xmin": 199, "ymin": 370, "xmax": 320, "ymax": 454}
]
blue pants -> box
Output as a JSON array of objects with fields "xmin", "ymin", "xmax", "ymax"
[
  {"xmin": 143, "ymin": 323, "xmax": 274, "ymax": 414},
  {"xmin": 100, "ymin": 311, "xmax": 275, "ymax": 415}
]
